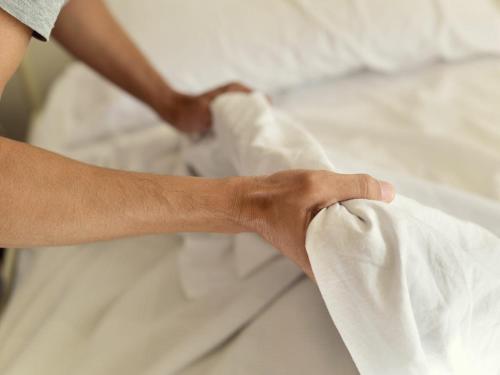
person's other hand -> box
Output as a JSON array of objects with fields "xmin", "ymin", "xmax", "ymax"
[
  {"xmin": 236, "ymin": 170, "xmax": 396, "ymax": 280},
  {"xmin": 160, "ymin": 82, "xmax": 253, "ymax": 134}
]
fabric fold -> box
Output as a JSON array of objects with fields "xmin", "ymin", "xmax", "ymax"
[{"xmin": 182, "ymin": 92, "xmax": 500, "ymax": 374}]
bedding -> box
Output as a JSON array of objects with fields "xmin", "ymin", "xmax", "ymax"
[
  {"xmin": 1, "ymin": 56, "xmax": 499, "ymax": 374},
  {"xmin": 105, "ymin": 0, "xmax": 500, "ymax": 93},
  {"xmin": 183, "ymin": 92, "xmax": 500, "ymax": 374}
]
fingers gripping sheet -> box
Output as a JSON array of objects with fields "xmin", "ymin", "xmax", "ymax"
[{"xmin": 196, "ymin": 93, "xmax": 500, "ymax": 374}]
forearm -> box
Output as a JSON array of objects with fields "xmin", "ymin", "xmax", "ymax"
[
  {"xmin": 0, "ymin": 137, "xmax": 246, "ymax": 248},
  {"xmin": 52, "ymin": 0, "xmax": 254, "ymax": 133},
  {"xmin": 52, "ymin": 0, "xmax": 174, "ymax": 117}
]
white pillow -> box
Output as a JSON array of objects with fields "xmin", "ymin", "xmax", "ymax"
[{"xmin": 107, "ymin": 0, "xmax": 500, "ymax": 93}]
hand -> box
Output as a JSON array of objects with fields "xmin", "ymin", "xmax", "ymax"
[
  {"xmin": 236, "ymin": 170, "xmax": 395, "ymax": 280},
  {"xmin": 160, "ymin": 82, "xmax": 253, "ymax": 134}
]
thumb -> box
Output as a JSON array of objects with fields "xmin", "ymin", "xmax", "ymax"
[{"xmin": 336, "ymin": 173, "xmax": 395, "ymax": 203}]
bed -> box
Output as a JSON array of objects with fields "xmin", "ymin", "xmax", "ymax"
[{"xmin": 1, "ymin": 1, "xmax": 499, "ymax": 374}]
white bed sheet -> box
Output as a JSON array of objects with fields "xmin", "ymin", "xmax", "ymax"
[
  {"xmin": 0, "ymin": 57, "xmax": 499, "ymax": 374},
  {"xmin": 184, "ymin": 91, "xmax": 500, "ymax": 374}
]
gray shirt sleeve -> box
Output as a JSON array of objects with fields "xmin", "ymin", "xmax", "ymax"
[{"xmin": 0, "ymin": 0, "xmax": 67, "ymax": 41}]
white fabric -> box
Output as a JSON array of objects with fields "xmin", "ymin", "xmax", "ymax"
[
  {"xmin": 181, "ymin": 92, "xmax": 500, "ymax": 374},
  {"xmin": 104, "ymin": 0, "xmax": 500, "ymax": 93},
  {"xmin": 308, "ymin": 200, "xmax": 500, "ymax": 375},
  {"xmin": 2, "ymin": 58, "xmax": 500, "ymax": 374}
]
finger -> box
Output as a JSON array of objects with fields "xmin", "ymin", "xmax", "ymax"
[
  {"xmin": 223, "ymin": 82, "xmax": 253, "ymax": 94},
  {"xmin": 337, "ymin": 174, "xmax": 395, "ymax": 203},
  {"xmin": 303, "ymin": 263, "xmax": 316, "ymax": 282},
  {"xmin": 205, "ymin": 82, "xmax": 252, "ymax": 100}
]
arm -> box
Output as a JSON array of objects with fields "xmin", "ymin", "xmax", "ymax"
[
  {"xmin": 0, "ymin": 7, "xmax": 242, "ymax": 246},
  {"xmin": 0, "ymin": 136, "xmax": 245, "ymax": 247},
  {"xmin": 0, "ymin": 5, "xmax": 395, "ymax": 279},
  {"xmin": 0, "ymin": 137, "xmax": 393, "ymax": 278},
  {"xmin": 0, "ymin": 8, "xmax": 30, "ymax": 94},
  {"xmin": 52, "ymin": 0, "xmax": 251, "ymax": 133}
]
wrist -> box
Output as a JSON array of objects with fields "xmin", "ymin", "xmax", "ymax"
[
  {"xmin": 211, "ymin": 176, "xmax": 256, "ymax": 233},
  {"xmin": 149, "ymin": 81, "xmax": 182, "ymax": 122},
  {"xmin": 179, "ymin": 175, "xmax": 262, "ymax": 234},
  {"xmin": 228, "ymin": 176, "xmax": 268, "ymax": 234},
  {"xmin": 152, "ymin": 175, "xmax": 253, "ymax": 234}
]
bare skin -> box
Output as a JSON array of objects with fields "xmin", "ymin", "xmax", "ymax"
[
  {"xmin": 0, "ymin": 8, "xmax": 30, "ymax": 93},
  {"xmin": 0, "ymin": 6, "xmax": 395, "ymax": 278},
  {"xmin": 52, "ymin": 0, "xmax": 252, "ymax": 133}
]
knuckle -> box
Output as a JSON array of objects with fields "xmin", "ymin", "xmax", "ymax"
[
  {"xmin": 297, "ymin": 170, "xmax": 333, "ymax": 201},
  {"xmin": 230, "ymin": 81, "xmax": 250, "ymax": 92},
  {"xmin": 357, "ymin": 174, "xmax": 380, "ymax": 198},
  {"xmin": 299, "ymin": 171, "xmax": 319, "ymax": 195}
]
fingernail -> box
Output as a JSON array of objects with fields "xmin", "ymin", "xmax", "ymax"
[{"xmin": 379, "ymin": 181, "xmax": 395, "ymax": 202}]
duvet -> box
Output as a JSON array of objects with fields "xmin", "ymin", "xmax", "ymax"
[{"xmin": 182, "ymin": 92, "xmax": 500, "ymax": 375}]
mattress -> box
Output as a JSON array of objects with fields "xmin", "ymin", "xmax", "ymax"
[{"xmin": 0, "ymin": 57, "xmax": 499, "ymax": 374}]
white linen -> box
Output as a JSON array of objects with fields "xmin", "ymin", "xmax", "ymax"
[
  {"xmin": 181, "ymin": 58, "xmax": 500, "ymax": 302},
  {"xmin": 4, "ymin": 81, "xmax": 341, "ymax": 375},
  {"xmin": 308, "ymin": 200, "xmax": 500, "ymax": 375},
  {"xmin": 183, "ymin": 92, "xmax": 500, "ymax": 374},
  {"xmin": 0, "ymin": 237, "xmax": 308, "ymax": 375},
  {"xmin": 2, "ymin": 58, "xmax": 499, "ymax": 375},
  {"xmin": 104, "ymin": 0, "xmax": 500, "ymax": 93}
]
